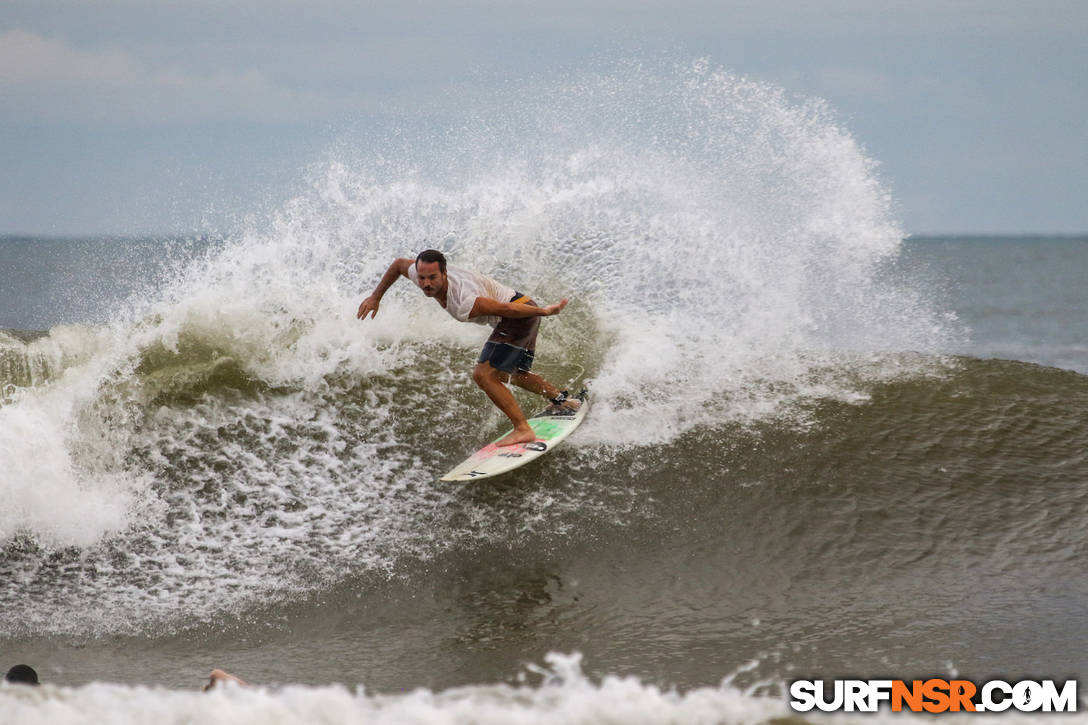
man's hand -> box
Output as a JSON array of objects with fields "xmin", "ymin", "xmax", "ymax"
[
  {"xmin": 542, "ymin": 298, "xmax": 569, "ymax": 316},
  {"xmin": 357, "ymin": 295, "xmax": 381, "ymax": 320}
]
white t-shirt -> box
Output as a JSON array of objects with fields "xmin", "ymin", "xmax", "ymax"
[{"xmin": 408, "ymin": 263, "xmax": 516, "ymax": 328}]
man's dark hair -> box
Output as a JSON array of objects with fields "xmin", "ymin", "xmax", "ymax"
[
  {"xmin": 415, "ymin": 249, "xmax": 447, "ymax": 273},
  {"xmin": 5, "ymin": 664, "xmax": 39, "ymax": 685}
]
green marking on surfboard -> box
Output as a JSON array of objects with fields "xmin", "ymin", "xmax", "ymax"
[{"xmin": 529, "ymin": 419, "xmax": 565, "ymax": 438}]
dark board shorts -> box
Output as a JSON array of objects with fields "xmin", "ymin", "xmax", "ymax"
[{"xmin": 477, "ymin": 293, "xmax": 540, "ymax": 374}]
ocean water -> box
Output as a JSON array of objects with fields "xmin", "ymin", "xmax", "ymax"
[{"xmin": 2, "ymin": 61, "xmax": 1087, "ymax": 723}]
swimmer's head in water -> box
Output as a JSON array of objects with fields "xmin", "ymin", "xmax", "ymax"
[{"xmin": 5, "ymin": 664, "xmax": 39, "ymax": 685}]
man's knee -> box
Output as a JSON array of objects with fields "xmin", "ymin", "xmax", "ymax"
[
  {"xmin": 472, "ymin": 363, "xmax": 508, "ymax": 387},
  {"xmin": 472, "ymin": 363, "xmax": 490, "ymax": 386}
]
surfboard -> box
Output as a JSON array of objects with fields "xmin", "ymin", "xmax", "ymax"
[{"xmin": 440, "ymin": 390, "xmax": 589, "ymax": 482}]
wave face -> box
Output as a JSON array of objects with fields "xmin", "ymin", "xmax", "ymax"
[{"xmin": 0, "ymin": 60, "xmax": 969, "ymax": 639}]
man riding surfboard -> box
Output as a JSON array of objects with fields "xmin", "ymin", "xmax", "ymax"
[{"xmin": 357, "ymin": 250, "xmax": 580, "ymax": 447}]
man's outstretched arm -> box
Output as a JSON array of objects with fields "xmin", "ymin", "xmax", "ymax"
[
  {"xmin": 469, "ymin": 296, "xmax": 569, "ymax": 320},
  {"xmin": 357, "ymin": 257, "xmax": 413, "ymax": 319}
]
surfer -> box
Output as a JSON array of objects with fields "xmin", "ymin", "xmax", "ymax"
[{"xmin": 357, "ymin": 250, "xmax": 579, "ymax": 447}]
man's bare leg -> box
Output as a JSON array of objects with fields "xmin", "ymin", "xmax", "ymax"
[
  {"xmin": 510, "ymin": 371, "xmax": 581, "ymax": 411},
  {"xmin": 472, "ymin": 362, "xmax": 537, "ymax": 446}
]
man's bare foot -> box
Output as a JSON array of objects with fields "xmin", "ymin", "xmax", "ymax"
[
  {"xmin": 545, "ymin": 397, "xmax": 581, "ymax": 414},
  {"xmin": 496, "ymin": 427, "xmax": 538, "ymax": 447}
]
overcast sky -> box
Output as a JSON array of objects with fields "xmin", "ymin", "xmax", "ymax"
[{"xmin": 1, "ymin": 0, "xmax": 1085, "ymax": 235}]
